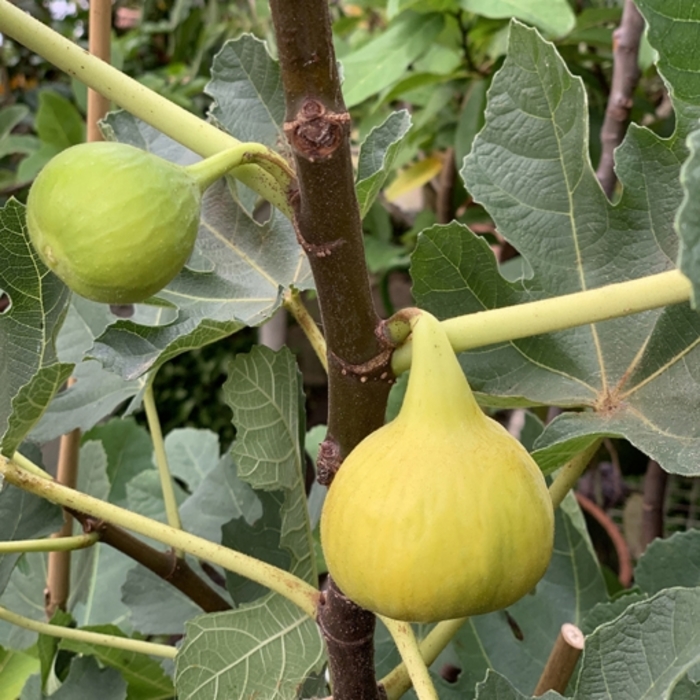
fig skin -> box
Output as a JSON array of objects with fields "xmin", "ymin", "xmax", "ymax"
[
  {"xmin": 320, "ymin": 311, "xmax": 554, "ymax": 623},
  {"xmin": 26, "ymin": 141, "xmax": 202, "ymax": 304}
]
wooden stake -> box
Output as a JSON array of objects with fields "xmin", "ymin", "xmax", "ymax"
[
  {"xmin": 86, "ymin": 0, "xmax": 112, "ymax": 142},
  {"xmin": 533, "ymin": 623, "xmax": 585, "ymax": 696}
]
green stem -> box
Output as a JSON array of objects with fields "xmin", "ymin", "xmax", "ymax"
[
  {"xmin": 392, "ymin": 270, "xmax": 691, "ymax": 373},
  {"xmin": 548, "ymin": 439, "xmax": 603, "ymax": 509},
  {"xmin": 283, "ymin": 290, "xmax": 328, "ymax": 372},
  {"xmin": 0, "ymin": 0, "xmax": 293, "ymax": 217},
  {"xmin": 0, "ymin": 454, "xmax": 321, "ymax": 619},
  {"xmin": 378, "ymin": 616, "xmax": 439, "ymax": 700},
  {"xmin": 186, "ymin": 143, "xmax": 294, "ymax": 193},
  {"xmin": 0, "ymin": 605, "xmax": 176, "ymax": 659},
  {"xmin": 142, "ymin": 384, "xmax": 182, "ymax": 538},
  {"xmin": 380, "ymin": 617, "xmax": 467, "ymax": 699},
  {"xmin": 0, "ymin": 533, "xmax": 99, "ymax": 554}
]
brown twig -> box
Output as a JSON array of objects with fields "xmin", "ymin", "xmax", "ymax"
[
  {"xmin": 576, "ymin": 492, "xmax": 633, "ymax": 587},
  {"xmin": 70, "ymin": 513, "xmax": 231, "ymax": 613},
  {"xmin": 533, "ymin": 623, "xmax": 585, "ymax": 696},
  {"xmin": 595, "ymin": 0, "xmax": 645, "ymax": 198},
  {"xmin": 641, "ymin": 459, "xmax": 668, "ymax": 550},
  {"xmin": 269, "ymin": 1, "xmax": 394, "ymax": 697}
]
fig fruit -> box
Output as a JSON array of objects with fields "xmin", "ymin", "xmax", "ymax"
[
  {"xmin": 26, "ymin": 141, "xmax": 241, "ymax": 304},
  {"xmin": 320, "ymin": 310, "xmax": 554, "ymax": 622}
]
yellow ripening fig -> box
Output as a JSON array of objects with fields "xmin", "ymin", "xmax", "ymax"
[
  {"xmin": 26, "ymin": 142, "xmax": 243, "ymax": 304},
  {"xmin": 320, "ymin": 310, "xmax": 554, "ymax": 623}
]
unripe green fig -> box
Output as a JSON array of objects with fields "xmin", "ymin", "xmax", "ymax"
[
  {"xmin": 320, "ymin": 311, "xmax": 554, "ymax": 623},
  {"xmin": 26, "ymin": 141, "xmax": 241, "ymax": 304}
]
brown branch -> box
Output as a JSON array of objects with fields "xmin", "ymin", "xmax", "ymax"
[
  {"xmin": 576, "ymin": 492, "xmax": 633, "ymax": 587},
  {"xmin": 70, "ymin": 512, "xmax": 231, "ymax": 613},
  {"xmin": 641, "ymin": 459, "xmax": 668, "ymax": 550},
  {"xmin": 318, "ymin": 581, "xmax": 385, "ymax": 700},
  {"xmin": 595, "ymin": 0, "xmax": 645, "ymax": 198},
  {"xmin": 269, "ymin": 0, "xmax": 392, "ymax": 451},
  {"xmin": 436, "ymin": 148, "xmax": 456, "ymax": 225},
  {"xmin": 269, "ymin": 1, "xmax": 394, "ymax": 697},
  {"xmin": 533, "ymin": 623, "xmax": 585, "ymax": 696}
]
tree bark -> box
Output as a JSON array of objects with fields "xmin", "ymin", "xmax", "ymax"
[
  {"xmin": 269, "ymin": 1, "xmax": 394, "ymax": 697},
  {"xmin": 596, "ymin": 0, "xmax": 645, "ymax": 198}
]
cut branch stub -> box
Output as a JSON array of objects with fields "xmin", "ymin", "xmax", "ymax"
[{"xmin": 285, "ymin": 99, "xmax": 351, "ymax": 162}]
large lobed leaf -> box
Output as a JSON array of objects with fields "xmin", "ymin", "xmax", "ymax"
[
  {"xmin": 412, "ymin": 21, "xmax": 700, "ymax": 476},
  {"xmin": 176, "ymin": 594, "xmax": 323, "ymax": 700},
  {"xmin": 0, "ymin": 200, "xmax": 73, "ymax": 456},
  {"xmin": 175, "ymin": 347, "xmax": 323, "ymax": 698}
]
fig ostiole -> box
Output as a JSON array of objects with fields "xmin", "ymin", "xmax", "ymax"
[
  {"xmin": 320, "ymin": 310, "xmax": 554, "ymax": 623},
  {"xmin": 26, "ymin": 141, "xmax": 246, "ymax": 304}
]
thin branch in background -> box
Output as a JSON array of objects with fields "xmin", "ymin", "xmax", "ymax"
[
  {"xmin": 641, "ymin": 459, "xmax": 668, "ymax": 549},
  {"xmin": 595, "ymin": 0, "xmax": 645, "ymax": 198},
  {"xmin": 436, "ymin": 147, "xmax": 456, "ymax": 225},
  {"xmin": 258, "ymin": 307, "xmax": 288, "ymax": 352},
  {"xmin": 70, "ymin": 513, "xmax": 232, "ymax": 613},
  {"xmin": 45, "ymin": 0, "xmax": 112, "ymax": 619},
  {"xmin": 452, "ymin": 12, "xmax": 480, "ymax": 76},
  {"xmin": 576, "ymin": 492, "xmax": 633, "ymax": 587}
]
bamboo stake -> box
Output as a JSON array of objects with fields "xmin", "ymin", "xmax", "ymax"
[
  {"xmin": 86, "ymin": 0, "xmax": 111, "ymax": 142},
  {"xmin": 45, "ymin": 0, "xmax": 112, "ymax": 618}
]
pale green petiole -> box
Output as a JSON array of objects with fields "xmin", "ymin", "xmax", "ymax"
[
  {"xmin": 379, "ymin": 616, "xmax": 439, "ymax": 700},
  {"xmin": 186, "ymin": 144, "xmax": 295, "ymax": 193},
  {"xmin": 0, "ymin": 533, "xmax": 99, "ymax": 554},
  {"xmin": 391, "ymin": 270, "xmax": 692, "ymax": 374},
  {"xmin": 0, "ymin": 605, "xmax": 177, "ymax": 659},
  {"xmin": 143, "ymin": 384, "xmax": 183, "ymax": 540}
]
